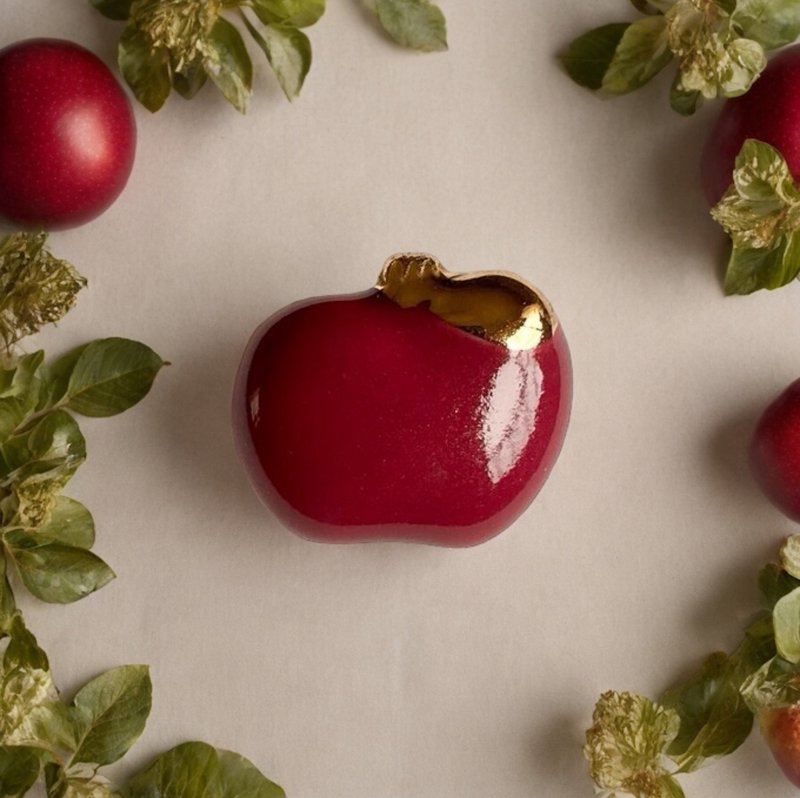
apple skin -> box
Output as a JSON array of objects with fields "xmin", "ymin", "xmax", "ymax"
[
  {"xmin": 233, "ymin": 285, "xmax": 571, "ymax": 546},
  {"xmin": 701, "ymin": 44, "xmax": 800, "ymax": 206},
  {"xmin": 750, "ymin": 378, "xmax": 800, "ymax": 523},
  {"xmin": 0, "ymin": 39, "xmax": 136, "ymax": 230},
  {"xmin": 761, "ymin": 705, "xmax": 800, "ymax": 788}
]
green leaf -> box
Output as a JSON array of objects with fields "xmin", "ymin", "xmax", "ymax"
[
  {"xmin": 669, "ymin": 74, "xmax": 703, "ymax": 115},
  {"xmin": 723, "ymin": 232, "xmax": 800, "ymax": 294},
  {"xmin": 735, "ymin": 0, "xmax": 800, "ymax": 50},
  {"xmin": 37, "ymin": 497, "xmax": 95, "ymax": 550},
  {"xmin": 69, "ymin": 665, "xmax": 152, "ymax": 767},
  {"xmin": 5, "ymin": 532, "xmax": 114, "ymax": 604},
  {"xmin": 601, "ymin": 15, "xmax": 672, "ymax": 94},
  {"xmin": 3, "ymin": 613, "xmax": 49, "ymax": 672},
  {"xmin": 774, "ymin": 586, "xmax": 800, "ymax": 663},
  {"xmin": 660, "ymin": 652, "xmax": 754, "ymax": 771},
  {"xmin": 717, "ymin": 0, "xmax": 738, "ymax": 15},
  {"xmin": 242, "ymin": 16, "xmax": 311, "ymax": 101},
  {"xmin": 0, "ymin": 352, "xmax": 44, "ymax": 443},
  {"xmin": 560, "ymin": 23, "xmax": 631, "ymax": 91},
  {"xmin": 204, "ymin": 17, "xmax": 254, "ymax": 114},
  {"xmin": 173, "ymin": 65, "xmax": 209, "ymax": 100},
  {"xmin": 0, "ymin": 555, "xmax": 16, "ymax": 630},
  {"xmin": 124, "ymin": 741, "xmax": 286, "ymax": 798},
  {"xmin": 252, "ymin": 0, "xmax": 326, "ymax": 28},
  {"xmin": 59, "ymin": 338, "xmax": 165, "ymax": 418},
  {"xmin": 0, "ymin": 352, "xmax": 43, "ymax": 401},
  {"xmin": 119, "ymin": 23, "xmax": 173, "ymax": 113},
  {"xmin": 89, "ymin": 0, "xmax": 133, "ymax": 21},
  {"xmin": 759, "ymin": 563, "xmax": 800, "ymax": 610},
  {"xmin": 373, "ymin": 0, "xmax": 448, "ymax": 52},
  {"xmin": 0, "ymin": 410, "xmax": 86, "ymax": 490},
  {"xmin": 584, "ymin": 691, "xmax": 680, "ymax": 795},
  {"xmin": 0, "ymin": 745, "xmax": 42, "ymax": 797},
  {"xmin": 740, "ymin": 655, "xmax": 800, "ymax": 713}
]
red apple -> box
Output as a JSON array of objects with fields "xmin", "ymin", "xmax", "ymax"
[
  {"xmin": 761, "ymin": 705, "xmax": 800, "ymax": 788},
  {"xmin": 701, "ymin": 44, "xmax": 800, "ymax": 206},
  {"xmin": 750, "ymin": 378, "xmax": 800, "ymax": 523},
  {"xmin": 233, "ymin": 254, "xmax": 572, "ymax": 546},
  {"xmin": 0, "ymin": 39, "xmax": 136, "ymax": 230}
]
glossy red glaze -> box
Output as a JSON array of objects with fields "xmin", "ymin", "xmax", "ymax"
[
  {"xmin": 750, "ymin": 378, "xmax": 800, "ymax": 523},
  {"xmin": 701, "ymin": 45, "xmax": 800, "ymax": 206},
  {"xmin": 234, "ymin": 290, "xmax": 571, "ymax": 546},
  {"xmin": 761, "ymin": 706, "xmax": 800, "ymax": 788},
  {"xmin": 0, "ymin": 39, "xmax": 136, "ymax": 229}
]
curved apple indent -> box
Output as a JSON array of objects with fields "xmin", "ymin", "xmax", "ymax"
[{"xmin": 233, "ymin": 254, "xmax": 572, "ymax": 546}]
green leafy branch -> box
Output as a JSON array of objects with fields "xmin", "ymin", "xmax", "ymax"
[
  {"xmin": 584, "ymin": 535, "xmax": 800, "ymax": 798},
  {"xmin": 560, "ymin": 0, "xmax": 800, "ymax": 115},
  {"xmin": 90, "ymin": 0, "xmax": 447, "ymax": 113},
  {"xmin": 0, "ymin": 233, "xmax": 285, "ymax": 797},
  {"xmin": 0, "ymin": 614, "xmax": 285, "ymax": 797},
  {"xmin": 711, "ymin": 138, "xmax": 800, "ymax": 294}
]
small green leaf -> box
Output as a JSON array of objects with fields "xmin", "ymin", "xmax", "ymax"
[
  {"xmin": 119, "ymin": 23, "xmax": 173, "ymax": 113},
  {"xmin": 252, "ymin": 0, "xmax": 326, "ymax": 28},
  {"xmin": 0, "ymin": 745, "xmax": 42, "ymax": 796},
  {"xmin": 243, "ymin": 15, "xmax": 311, "ymax": 101},
  {"xmin": 759, "ymin": 562, "xmax": 800, "ymax": 610},
  {"xmin": 669, "ymin": 74, "xmax": 702, "ymax": 115},
  {"xmin": 601, "ymin": 15, "xmax": 672, "ymax": 93},
  {"xmin": 5, "ymin": 532, "xmax": 115, "ymax": 604},
  {"xmin": 0, "ymin": 351, "xmax": 44, "ymax": 443},
  {"xmin": 717, "ymin": 0, "xmax": 738, "ymax": 15},
  {"xmin": 0, "ymin": 352, "xmax": 44, "ymax": 401},
  {"xmin": 3, "ymin": 613, "xmax": 49, "ymax": 672},
  {"xmin": 61, "ymin": 338, "xmax": 165, "ymax": 418},
  {"xmin": 660, "ymin": 652, "xmax": 754, "ymax": 771},
  {"xmin": 723, "ymin": 233, "xmax": 800, "ymax": 294},
  {"xmin": 89, "ymin": 0, "xmax": 133, "ymax": 21},
  {"xmin": 69, "ymin": 665, "xmax": 152, "ymax": 767},
  {"xmin": 0, "ymin": 410, "xmax": 86, "ymax": 490},
  {"xmin": 740, "ymin": 656, "xmax": 800, "ymax": 713},
  {"xmin": 173, "ymin": 65, "xmax": 209, "ymax": 100},
  {"xmin": 735, "ymin": 0, "xmax": 800, "ymax": 50},
  {"xmin": 37, "ymin": 496, "xmax": 95, "ymax": 550},
  {"xmin": 373, "ymin": 0, "xmax": 447, "ymax": 52},
  {"xmin": 560, "ymin": 24, "xmax": 631, "ymax": 91},
  {"xmin": 774, "ymin": 586, "xmax": 800, "ymax": 663},
  {"xmin": 204, "ymin": 17, "xmax": 254, "ymax": 114},
  {"xmin": 124, "ymin": 741, "xmax": 286, "ymax": 798}
]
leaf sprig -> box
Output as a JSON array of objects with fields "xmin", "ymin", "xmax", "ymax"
[
  {"xmin": 0, "ymin": 233, "xmax": 285, "ymax": 797},
  {"xmin": 584, "ymin": 534, "xmax": 800, "ymax": 798},
  {"xmin": 711, "ymin": 138, "xmax": 800, "ymax": 294},
  {"xmin": 91, "ymin": 0, "xmax": 448, "ymax": 113},
  {"xmin": 560, "ymin": 0, "xmax": 800, "ymax": 115}
]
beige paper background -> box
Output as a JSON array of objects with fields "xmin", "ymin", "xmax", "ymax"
[{"xmin": 4, "ymin": 1, "xmax": 800, "ymax": 796}]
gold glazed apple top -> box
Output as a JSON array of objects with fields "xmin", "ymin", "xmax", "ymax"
[{"xmin": 376, "ymin": 253, "xmax": 557, "ymax": 351}]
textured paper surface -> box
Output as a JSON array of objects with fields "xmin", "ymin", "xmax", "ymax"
[{"xmin": 3, "ymin": 1, "xmax": 800, "ymax": 796}]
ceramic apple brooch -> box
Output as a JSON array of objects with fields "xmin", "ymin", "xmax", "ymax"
[{"xmin": 233, "ymin": 254, "xmax": 572, "ymax": 546}]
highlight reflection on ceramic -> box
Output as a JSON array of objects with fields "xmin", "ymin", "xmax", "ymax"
[{"xmin": 233, "ymin": 254, "xmax": 572, "ymax": 547}]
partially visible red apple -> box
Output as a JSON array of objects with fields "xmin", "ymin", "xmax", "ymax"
[
  {"xmin": 233, "ymin": 254, "xmax": 572, "ymax": 546},
  {"xmin": 750, "ymin": 378, "xmax": 800, "ymax": 523},
  {"xmin": 761, "ymin": 705, "xmax": 800, "ymax": 788},
  {"xmin": 701, "ymin": 44, "xmax": 800, "ymax": 206}
]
